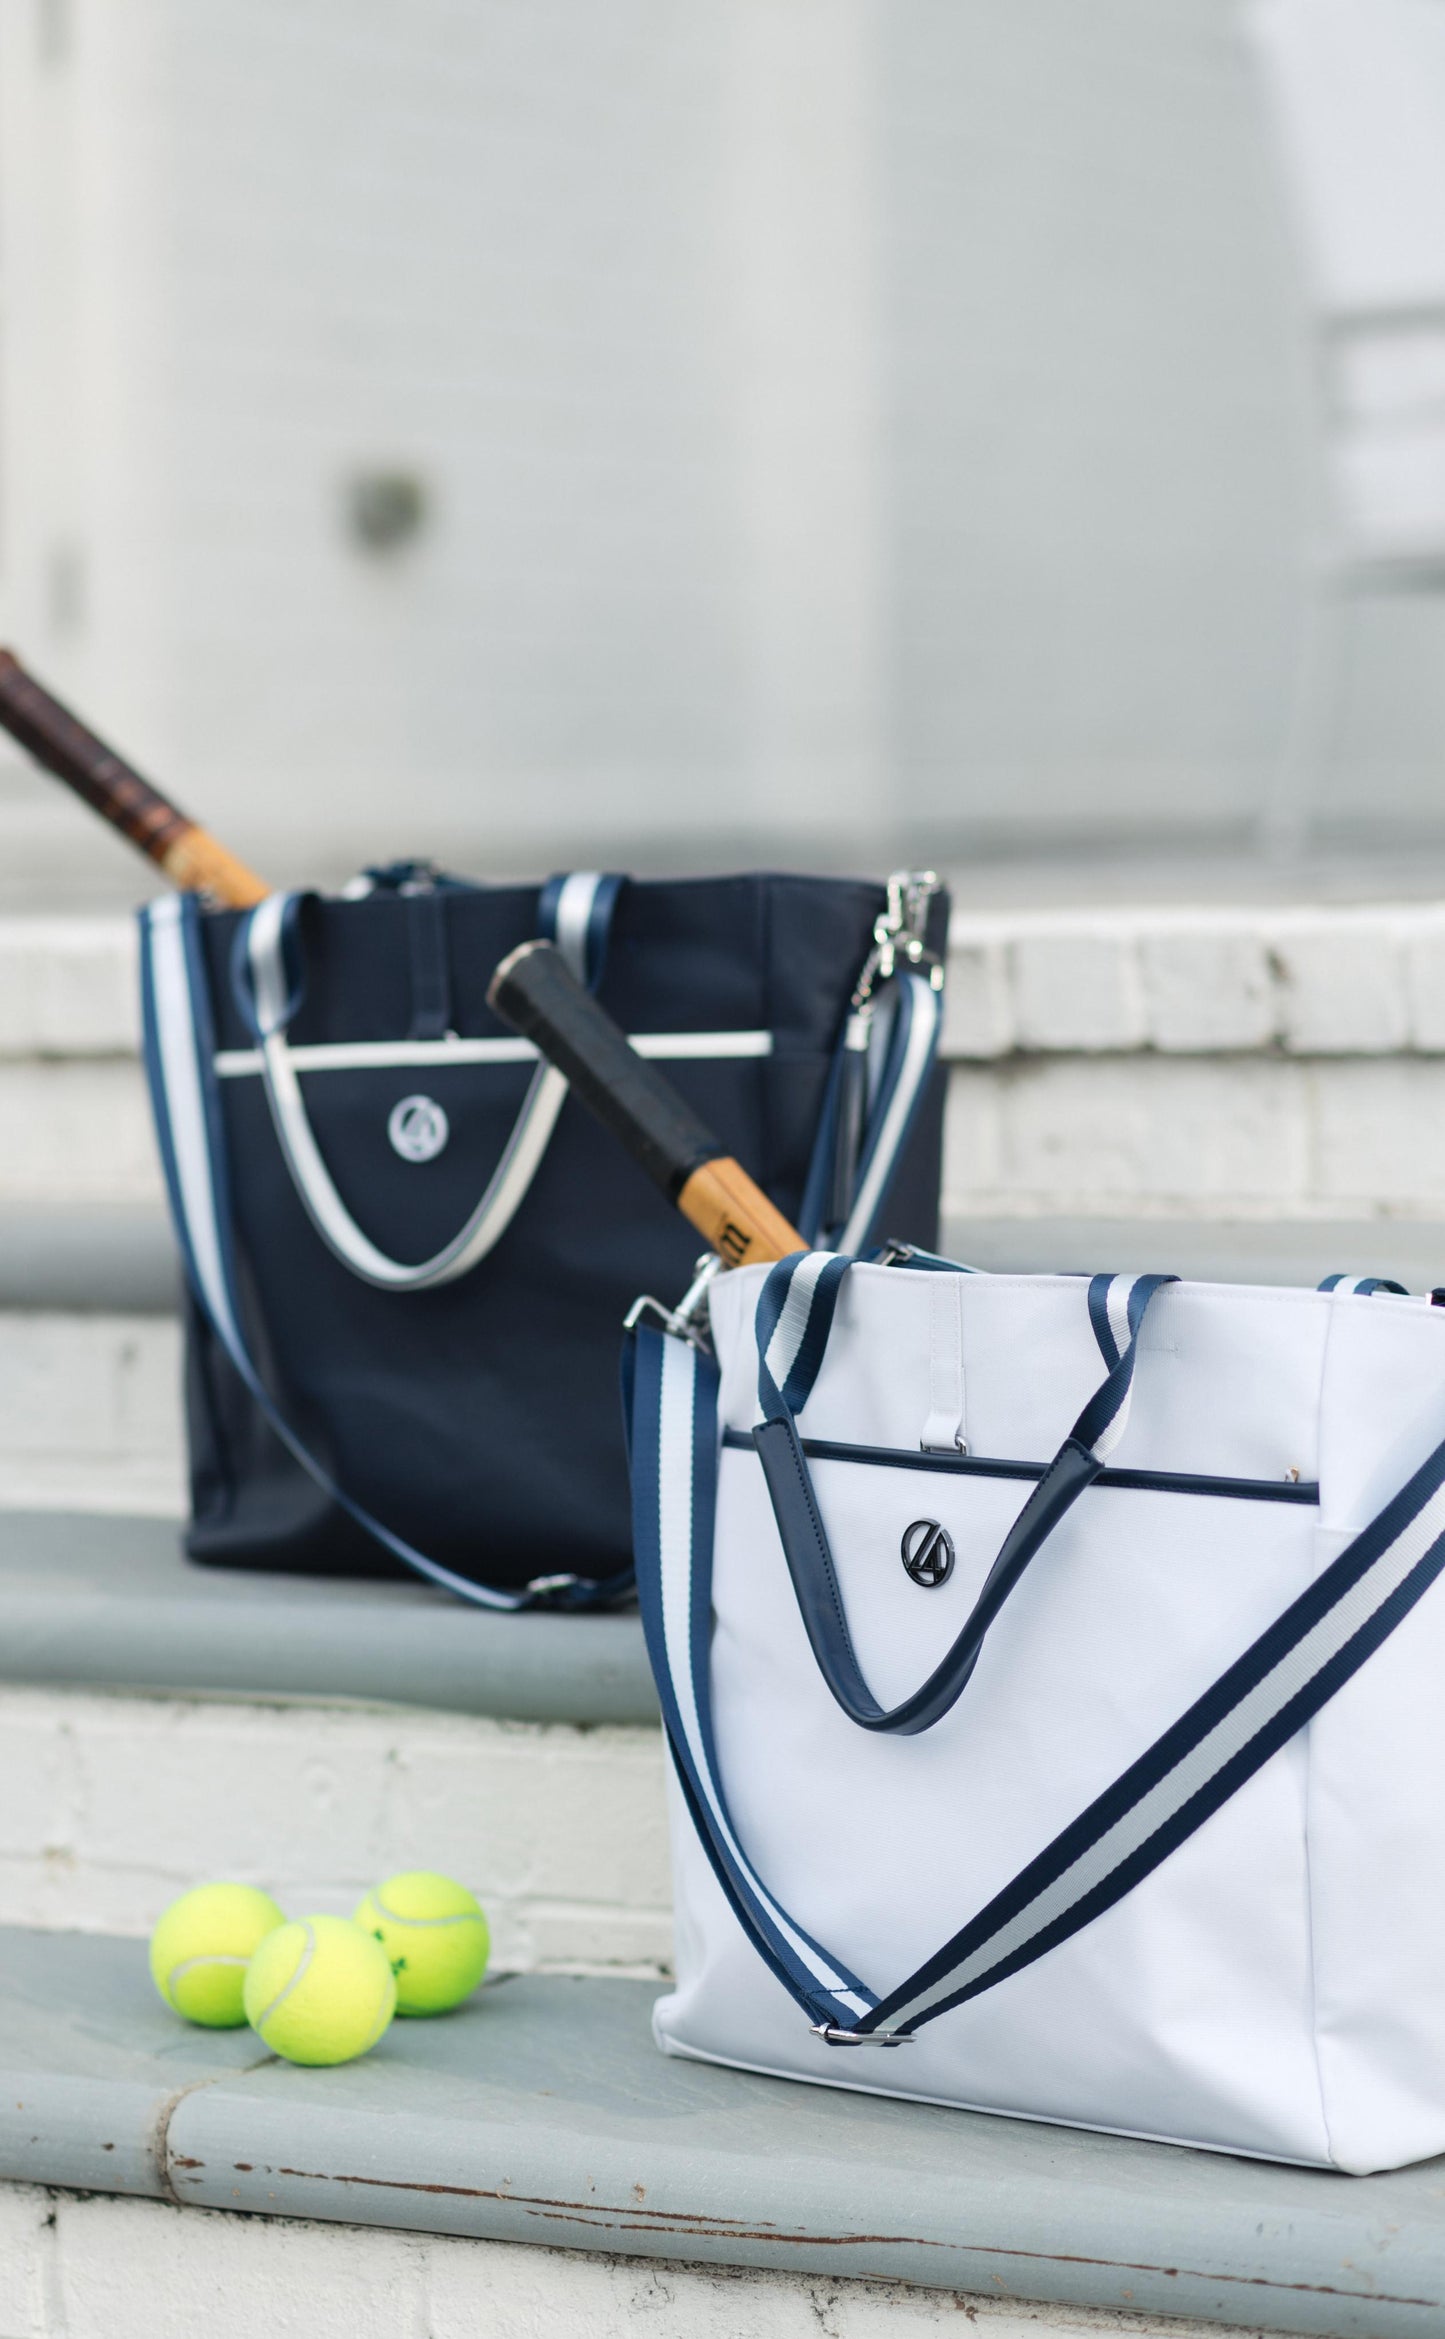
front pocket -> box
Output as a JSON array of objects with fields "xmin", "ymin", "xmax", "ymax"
[
  {"xmin": 707, "ymin": 1436, "xmax": 1326, "ymax": 2160},
  {"xmin": 720, "ymin": 1429, "xmax": 1319, "ymax": 1505}
]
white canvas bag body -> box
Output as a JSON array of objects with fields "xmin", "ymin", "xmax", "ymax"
[{"xmin": 629, "ymin": 1253, "xmax": 1445, "ymax": 2175}]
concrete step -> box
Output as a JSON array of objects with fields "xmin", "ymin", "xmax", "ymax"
[
  {"xmin": 0, "ymin": 1513, "xmax": 665, "ymax": 1980},
  {"xmin": 0, "ymin": 1312, "xmax": 181, "ymax": 1517},
  {"xmin": 0, "ymin": 1923, "xmax": 1436, "ymax": 2338}
]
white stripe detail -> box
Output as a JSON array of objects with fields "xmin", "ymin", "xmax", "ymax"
[
  {"xmin": 245, "ymin": 901, "xmax": 572, "ymax": 1289},
  {"xmin": 762, "ymin": 1254, "xmax": 834, "ymax": 1403},
  {"xmin": 839, "ymin": 976, "xmax": 941, "ymax": 1253},
  {"xmin": 260, "ymin": 1032, "xmax": 566, "ymax": 1288},
  {"xmin": 1091, "ymin": 1405, "xmax": 1131, "ymax": 1465},
  {"xmin": 887, "ymin": 1477, "xmax": 1445, "ymax": 2028},
  {"xmin": 1106, "ymin": 1277, "xmax": 1132, "ymax": 1366},
  {"xmin": 551, "ymin": 871, "xmax": 604, "ymax": 980},
  {"xmin": 147, "ymin": 898, "xmax": 245, "ymax": 1362},
  {"xmin": 213, "ymin": 1030, "xmax": 774, "ymax": 1078},
  {"xmin": 659, "ymin": 1338, "xmax": 870, "ymax": 2018},
  {"xmin": 1089, "ymin": 1277, "xmax": 1142, "ymax": 1463},
  {"xmin": 236, "ymin": 889, "xmax": 775, "ymax": 1288},
  {"xmin": 247, "ymin": 889, "xmax": 292, "ymax": 1035}
]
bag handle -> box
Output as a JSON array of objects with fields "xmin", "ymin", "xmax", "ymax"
[
  {"xmin": 751, "ymin": 1253, "xmax": 1174, "ymax": 1734},
  {"xmin": 627, "ymin": 1282, "xmax": 1445, "ymax": 2040},
  {"xmin": 140, "ymin": 890, "xmax": 633, "ymax": 1611},
  {"xmin": 233, "ymin": 873, "xmax": 622, "ymax": 1292}
]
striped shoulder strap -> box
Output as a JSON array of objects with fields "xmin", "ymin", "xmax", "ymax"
[
  {"xmin": 627, "ymin": 1262, "xmax": 1445, "ymax": 2042},
  {"xmin": 140, "ymin": 889, "xmax": 631, "ymax": 1613}
]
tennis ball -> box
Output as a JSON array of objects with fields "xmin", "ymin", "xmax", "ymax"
[
  {"xmin": 354, "ymin": 1870, "xmax": 490, "ymax": 2016},
  {"xmin": 244, "ymin": 1914, "xmax": 396, "ymax": 2066},
  {"xmin": 149, "ymin": 1883, "xmax": 287, "ymax": 2028}
]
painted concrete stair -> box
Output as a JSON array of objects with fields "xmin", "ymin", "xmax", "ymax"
[{"xmin": 0, "ymin": 1923, "xmax": 1443, "ymax": 2337}]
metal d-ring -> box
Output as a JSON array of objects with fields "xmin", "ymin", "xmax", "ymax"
[{"xmin": 623, "ymin": 1254, "xmax": 721, "ymax": 1351}]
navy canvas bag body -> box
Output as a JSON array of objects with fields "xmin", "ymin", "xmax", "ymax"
[{"xmin": 139, "ymin": 868, "xmax": 949, "ymax": 1610}]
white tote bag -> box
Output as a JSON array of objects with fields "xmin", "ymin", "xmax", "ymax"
[{"xmin": 627, "ymin": 1251, "xmax": 1445, "ymax": 2174}]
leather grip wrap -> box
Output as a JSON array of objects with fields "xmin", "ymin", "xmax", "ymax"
[
  {"xmin": 0, "ymin": 650, "xmax": 269, "ymax": 904},
  {"xmin": 488, "ymin": 939, "xmax": 720, "ymax": 1199},
  {"xmin": 0, "ymin": 650, "xmax": 190, "ymax": 855}
]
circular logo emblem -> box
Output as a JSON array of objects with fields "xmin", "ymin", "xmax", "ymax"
[
  {"xmin": 387, "ymin": 1094, "xmax": 449, "ymax": 1164},
  {"xmin": 901, "ymin": 1518, "xmax": 954, "ymax": 1588}
]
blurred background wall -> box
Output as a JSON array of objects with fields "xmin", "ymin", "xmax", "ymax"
[{"xmin": 0, "ymin": 0, "xmax": 1439, "ymax": 901}]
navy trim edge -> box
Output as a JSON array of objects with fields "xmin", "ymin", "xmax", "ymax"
[{"xmin": 719, "ymin": 1429, "xmax": 1320, "ymax": 1506}]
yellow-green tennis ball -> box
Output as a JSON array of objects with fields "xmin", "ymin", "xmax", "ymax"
[
  {"xmin": 244, "ymin": 1915, "xmax": 396, "ymax": 2066},
  {"xmin": 149, "ymin": 1883, "xmax": 287, "ymax": 2028},
  {"xmin": 353, "ymin": 1871, "xmax": 490, "ymax": 2016}
]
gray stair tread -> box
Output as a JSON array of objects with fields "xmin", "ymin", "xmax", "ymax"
[
  {"xmin": 3, "ymin": 1205, "xmax": 1443, "ymax": 1314},
  {"xmin": 945, "ymin": 1217, "xmax": 1445, "ymax": 1289},
  {"xmin": 0, "ymin": 1205, "xmax": 180, "ymax": 1313},
  {"xmin": 0, "ymin": 1927, "xmax": 1442, "ymax": 2334},
  {"xmin": 0, "ymin": 1512, "xmax": 657, "ymax": 1725}
]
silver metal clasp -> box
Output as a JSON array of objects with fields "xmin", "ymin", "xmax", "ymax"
[
  {"xmin": 850, "ymin": 869, "xmax": 945, "ymax": 1011},
  {"xmin": 810, "ymin": 2022, "xmax": 913, "ymax": 2048},
  {"xmin": 623, "ymin": 1253, "xmax": 721, "ymax": 1351}
]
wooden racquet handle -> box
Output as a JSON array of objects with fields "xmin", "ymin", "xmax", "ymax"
[
  {"xmin": 487, "ymin": 939, "xmax": 804, "ymax": 1268},
  {"xmin": 674, "ymin": 1154, "xmax": 803, "ymax": 1269},
  {"xmin": 0, "ymin": 649, "xmax": 268, "ymax": 906}
]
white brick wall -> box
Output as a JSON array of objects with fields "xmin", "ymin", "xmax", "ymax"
[
  {"xmin": 0, "ymin": 921, "xmax": 137, "ymax": 1054},
  {"xmin": 24, "ymin": 903, "xmax": 1445, "ymax": 1070},
  {"xmin": 0, "ymin": 1685, "xmax": 671, "ymax": 1979},
  {"xmin": 944, "ymin": 1056, "xmax": 1314, "ymax": 1223},
  {"xmin": 0, "ymin": 2185, "xmax": 1286, "ymax": 2339},
  {"xmin": 10, "ymin": 906, "xmax": 1445, "ymax": 1236},
  {"xmin": 0, "ymin": 1316, "xmax": 181, "ymax": 1515},
  {"xmin": 932, "ymin": 906, "xmax": 1445, "ymax": 1223},
  {"xmin": 946, "ymin": 905, "xmax": 1445, "ymax": 1062}
]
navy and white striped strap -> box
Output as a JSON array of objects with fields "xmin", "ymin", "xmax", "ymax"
[
  {"xmin": 140, "ymin": 890, "xmax": 631, "ymax": 1612},
  {"xmin": 1075, "ymin": 1270, "xmax": 1173, "ymax": 1461},
  {"xmin": 749, "ymin": 1256, "xmax": 1174, "ymax": 1735},
  {"xmin": 231, "ymin": 873, "xmax": 620, "ymax": 1293},
  {"xmin": 798, "ymin": 971, "xmax": 944, "ymax": 1252},
  {"xmin": 630, "ymin": 1324, "xmax": 880, "ymax": 2028},
  {"xmin": 627, "ymin": 1263, "xmax": 1445, "ymax": 2039},
  {"xmin": 539, "ymin": 870, "xmax": 624, "ymax": 987}
]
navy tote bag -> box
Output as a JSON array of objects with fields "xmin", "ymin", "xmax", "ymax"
[{"xmin": 139, "ymin": 867, "xmax": 948, "ymax": 1609}]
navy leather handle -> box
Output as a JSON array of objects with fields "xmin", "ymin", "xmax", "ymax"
[
  {"xmin": 750, "ymin": 1254, "xmax": 1176, "ymax": 1738},
  {"xmin": 755, "ymin": 1419, "xmax": 1101, "ymax": 1735}
]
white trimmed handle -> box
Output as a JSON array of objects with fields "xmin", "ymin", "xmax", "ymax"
[{"xmin": 242, "ymin": 880, "xmax": 606, "ymax": 1292}]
